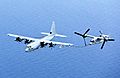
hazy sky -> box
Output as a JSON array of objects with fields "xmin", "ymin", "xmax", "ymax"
[{"xmin": 0, "ymin": 0, "xmax": 120, "ymax": 78}]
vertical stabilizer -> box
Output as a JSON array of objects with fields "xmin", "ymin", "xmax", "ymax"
[
  {"xmin": 41, "ymin": 21, "xmax": 67, "ymax": 37},
  {"xmin": 50, "ymin": 21, "xmax": 56, "ymax": 34}
]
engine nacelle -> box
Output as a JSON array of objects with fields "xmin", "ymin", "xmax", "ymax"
[
  {"xmin": 40, "ymin": 42, "xmax": 48, "ymax": 48},
  {"xmin": 15, "ymin": 37, "xmax": 23, "ymax": 42},
  {"xmin": 49, "ymin": 42, "xmax": 56, "ymax": 48},
  {"xmin": 40, "ymin": 42, "xmax": 45, "ymax": 48},
  {"xmin": 24, "ymin": 39, "xmax": 33, "ymax": 44}
]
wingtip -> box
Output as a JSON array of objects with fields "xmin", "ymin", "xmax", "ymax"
[
  {"xmin": 7, "ymin": 33, "xmax": 10, "ymax": 36},
  {"xmin": 74, "ymin": 32, "xmax": 77, "ymax": 34}
]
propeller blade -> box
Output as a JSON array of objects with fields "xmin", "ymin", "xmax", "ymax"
[
  {"xmin": 83, "ymin": 29, "xmax": 90, "ymax": 35},
  {"xmin": 99, "ymin": 31, "xmax": 103, "ymax": 34},
  {"xmin": 101, "ymin": 39, "xmax": 106, "ymax": 49},
  {"xmin": 74, "ymin": 32, "xmax": 83, "ymax": 36},
  {"xmin": 108, "ymin": 39, "xmax": 115, "ymax": 41},
  {"xmin": 75, "ymin": 29, "xmax": 90, "ymax": 46},
  {"xmin": 83, "ymin": 38, "xmax": 87, "ymax": 46}
]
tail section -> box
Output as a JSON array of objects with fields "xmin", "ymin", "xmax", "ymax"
[
  {"xmin": 41, "ymin": 21, "xmax": 67, "ymax": 37},
  {"xmin": 55, "ymin": 34, "xmax": 67, "ymax": 37},
  {"xmin": 41, "ymin": 21, "xmax": 56, "ymax": 35},
  {"xmin": 50, "ymin": 21, "xmax": 56, "ymax": 35}
]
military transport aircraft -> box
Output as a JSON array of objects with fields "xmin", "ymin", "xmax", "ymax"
[
  {"xmin": 7, "ymin": 21, "xmax": 73, "ymax": 52},
  {"xmin": 74, "ymin": 29, "xmax": 115, "ymax": 49}
]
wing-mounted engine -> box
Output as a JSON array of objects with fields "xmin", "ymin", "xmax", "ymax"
[
  {"xmin": 15, "ymin": 37, "xmax": 23, "ymax": 42},
  {"xmin": 15, "ymin": 37, "xmax": 33, "ymax": 44},
  {"xmin": 49, "ymin": 42, "xmax": 57, "ymax": 48},
  {"xmin": 49, "ymin": 42, "xmax": 54, "ymax": 48},
  {"xmin": 40, "ymin": 42, "xmax": 45, "ymax": 48},
  {"xmin": 40, "ymin": 42, "xmax": 48, "ymax": 48},
  {"xmin": 40, "ymin": 42, "xmax": 56, "ymax": 48},
  {"xmin": 24, "ymin": 39, "xmax": 33, "ymax": 44}
]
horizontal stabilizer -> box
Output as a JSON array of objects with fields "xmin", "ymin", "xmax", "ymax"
[
  {"xmin": 41, "ymin": 32, "xmax": 50, "ymax": 35},
  {"xmin": 55, "ymin": 34, "xmax": 67, "ymax": 37},
  {"xmin": 41, "ymin": 32, "xmax": 67, "ymax": 37}
]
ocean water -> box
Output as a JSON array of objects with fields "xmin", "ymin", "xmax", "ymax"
[{"xmin": 0, "ymin": 0, "xmax": 120, "ymax": 78}]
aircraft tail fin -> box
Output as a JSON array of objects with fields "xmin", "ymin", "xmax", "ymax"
[
  {"xmin": 50, "ymin": 21, "xmax": 56, "ymax": 34},
  {"xmin": 41, "ymin": 21, "xmax": 67, "ymax": 37},
  {"xmin": 41, "ymin": 21, "xmax": 56, "ymax": 35}
]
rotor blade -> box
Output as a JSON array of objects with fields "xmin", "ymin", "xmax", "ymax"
[
  {"xmin": 83, "ymin": 29, "xmax": 90, "ymax": 35},
  {"xmin": 101, "ymin": 40, "xmax": 106, "ymax": 49},
  {"xmin": 83, "ymin": 38, "xmax": 87, "ymax": 46},
  {"xmin": 99, "ymin": 31, "xmax": 103, "ymax": 34},
  {"xmin": 74, "ymin": 32, "xmax": 83, "ymax": 36},
  {"xmin": 108, "ymin": 39, "xmax": 115, "ymax": 41}
]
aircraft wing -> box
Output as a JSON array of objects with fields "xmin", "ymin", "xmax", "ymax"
[
  {"xmin": 44, "ymin": 40, "xmax": 73, "ymax": 46},
  {"xmin": 7, "ymin": 33, "xmax": 38, "ymax": 41}
]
